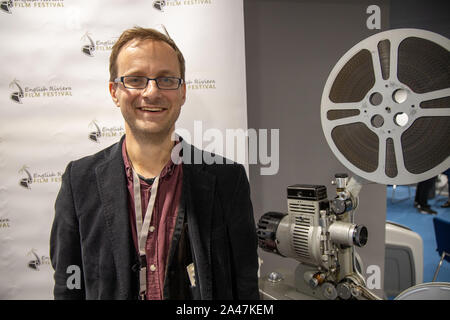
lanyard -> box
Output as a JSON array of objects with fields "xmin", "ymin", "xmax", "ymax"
[
  {"xmin": 129, "ymin": 139, "xmax": 181, "ymax": 299},
  {"xmin": 131, "ymin": 167, "xmax": 159, "ymax": 299}
]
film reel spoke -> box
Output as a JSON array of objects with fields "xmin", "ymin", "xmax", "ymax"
[
  {"xmin": 392, "ymin": 134, "xmax": 407, "ymax": 177},
  {"xmin": 328, "ymin": 115, "xmax": 363, "ymax": 127},
  {"xmin": 324, "ymin": 99, "xmax": 362, "ymax": 122},
  {"xmin": 417, "ymin": 88, "xmax": 450, "ymax": 103},
  {"xmin": 324, "ymin": 101, "xmax": 363, "ymax": 111},
  {"xmin": 388, "ymin": 38, "xmax": 401, "ymax": 83},
  {"xmin": 377, "ymin": 137, "xmax": 387, "ymax": 175},
  {"xmin": 415, "ymin": 89, "xmax": 450, "ymax": 117},
  {"xmin": 418, "ymin": 108, "xmax": 450, "ymax": 117},
  {"xmin": 379, "ymin": 131, "xmax": 408, "ymax": 179},
  {"xmin": 371, "ymin": 46, "xmax": 385, "ymax": 83}
]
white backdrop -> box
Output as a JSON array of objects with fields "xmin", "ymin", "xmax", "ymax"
[{"xmin": 0, "ymin": 0, "xmax": 248, "ymax": 299}]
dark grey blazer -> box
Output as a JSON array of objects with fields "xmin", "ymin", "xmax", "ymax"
[{"xmin": 49, "ymin": 136, "xmax": 259, "ymax": 300}]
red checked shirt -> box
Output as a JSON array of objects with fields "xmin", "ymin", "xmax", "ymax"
[{"xmin": 122, "ymin": 139, "xmax": 183, "ymax": 300}]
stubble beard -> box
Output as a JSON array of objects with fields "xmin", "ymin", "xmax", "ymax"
[{"xmin": 124, "ymin": 108, "xmax": 180, "ymax": 145}]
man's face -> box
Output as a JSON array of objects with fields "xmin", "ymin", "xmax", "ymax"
[{"xmin": 109, "ymin": 39, "xmax": 186, "ymax": 140}]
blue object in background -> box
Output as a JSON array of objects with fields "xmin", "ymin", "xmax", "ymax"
[
  {"xmin": 432, "ymin": 217, "xmax": 450, "ymax": 281},
  {"xmin": 386, "ymin": 185, "xmax": 450, "ymax": 283}
]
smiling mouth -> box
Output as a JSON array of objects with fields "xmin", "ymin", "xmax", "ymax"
[{"xmin": 139, "ymin": 107, "xmax": 167, "ymax": 112}]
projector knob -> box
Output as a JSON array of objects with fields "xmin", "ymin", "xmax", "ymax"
[
  {"xmin": 322, "ymin": 282, "xmax": 338, "ymax": 300},
  {"xmin": 337, "ymin": 282, "xmax": 352, "ymax": 300},
  {"xmin": 330, "ymin": 198, "xmax": 352, "ymax": 215},
  {"xmin": 267, "ymin": 271, "xmax": 283, "ymax": 283}
]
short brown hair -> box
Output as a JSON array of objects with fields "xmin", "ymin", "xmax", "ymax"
[{"xmin": 109, "ymin": 26, "xmax": 185, "ymax": 81}]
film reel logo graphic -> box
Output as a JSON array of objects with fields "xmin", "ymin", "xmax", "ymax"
[
  {"xmin": 321, "ymin": 29, "xmax": 450, "ymax": 185},
  {"xmin": 81, "ymin": 31, "xmax": 95, "ymax": 57},
  {"xmin": 0, "ymin": 0, "xmax": 12, "ymax": 14},
  {"xmin": 153, "ymin": 0, "xmax": 166, "ymax": 12},
  {"xmin": 19, "ymin": 165, "xmax": 33, "ymax": 189},
  {"xmin": 26, "ymin": 249, "xmax": 50, "ymax": 271},
  {"xmin": 27, "ymin": 249, "xmax": 41, "ymax": 271},
  {"xmin": 9, "ymin": 79, "xmax": 24, "ymax": 104},
  {"xmin": 88, "ymin": 120, "xmax": 101, "ymax": 143}
]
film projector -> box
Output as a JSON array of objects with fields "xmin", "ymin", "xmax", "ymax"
[{"xmin": 256, "ymin": 29, "xmax": 450, "ymax": 300}]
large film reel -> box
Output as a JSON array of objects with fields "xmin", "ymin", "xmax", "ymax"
[{"xmin": 321, "ymin": 29, "xmax": 450, "ymax": 185}]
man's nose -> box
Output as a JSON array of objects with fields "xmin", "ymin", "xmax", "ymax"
[{"xmin": 141, "ymin": 79, "xmax": 159, "ymax": 96}]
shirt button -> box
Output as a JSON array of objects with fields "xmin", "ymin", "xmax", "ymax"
[
  {"xmin": 149, "ymin": 265, "xmax": 156, "ymax": 272},
  {"xmin": 149, "ymin": 226, "xmax": 155, "ymax": 233}
]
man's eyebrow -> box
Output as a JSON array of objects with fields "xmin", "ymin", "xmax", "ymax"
[
  {"xmin": 155, "ymin": 69, "xmax": 179, "ymax": 77},
  {"xmin": 124, "ymin": 69, "xmax": 178, "ymax": 77}
]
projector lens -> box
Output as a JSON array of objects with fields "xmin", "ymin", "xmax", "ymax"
[{"xmin": 353, "ymin": 225, "xmax": 368, "ymax": 247}]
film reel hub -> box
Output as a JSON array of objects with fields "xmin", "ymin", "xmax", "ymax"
[{"xmin": 365, "ymin": 82, "xmax": 415, "ymax": 131}]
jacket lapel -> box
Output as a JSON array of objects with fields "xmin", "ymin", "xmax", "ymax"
[
  {"xmin": 182, "ymin": 142, "xmax": 216, "ymax": 300},
  {"xmin": 95, "ymin": 138, "xmax": 136, "ymax": 299}
]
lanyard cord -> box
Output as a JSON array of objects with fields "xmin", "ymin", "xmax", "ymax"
[
  {"xmin": 133, "ymin": 169, "xmax": 159, "ymax": 258},
  {"xmin": 131, "ymin": 166, "xmax": 160, "ymax": 299},
  {"xmin": 127, "ymin": 140, "xmax": 181, "ymax": 299}
]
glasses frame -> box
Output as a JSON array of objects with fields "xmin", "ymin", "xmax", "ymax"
[{"xmin": 114, "ymin": 76, "xmax": 184, "ymax": 90}]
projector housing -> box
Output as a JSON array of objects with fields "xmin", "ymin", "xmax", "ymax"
[{"xmin": 257, "ymin": 176, "xmax": 371, "ymax": 300}]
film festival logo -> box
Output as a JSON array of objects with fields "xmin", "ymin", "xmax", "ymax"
[
  {"xmin": 88, "ymin": 120, "xmax": 101, "ymax": 142},
  {"xmin": 81, "ymin": 31, "xmax": 95, "ymax": 57},
  {"xmin": 186, "ymin": 78, "xmax": 216, "ymax": 90},
  {"xmin": 9, "ymin": 78, "xmax": 24, "ymax": 103},
  {"xmin": 81, "ymin": 31, "xmax": 116, "ymax": 57},
  {"xmin": 154, "ymin": 0, "xmax": 212, "ymax": 10},
  {"xmin": 8, "ymin": 78, "xmax": 73, "ymax": 103},
  {"xmin": 18, "ymin": 165, "xmax": 32, "ymax": 189},
  {"xmin": 0, "ymin": 0, "xmax": 12, "ymax": 14},
  {"xmin": 27, "ymin": 248, "xmax": 50, "ymax": 271},
  {"xmin": 19, "ymin": 165, "xmax": 63, "ymax": 189},
  {"xmin": 88, "ymin": 120, "xmax": 125, "ymax": 143},
  {"xmin": 0, "ymin": 218, "xmax": 10, "ymax": 229},
  {"xmin": 153, "ymin": 0, "xmax": 166, "ymax": 11},
  {"xmin": 1, "ymin": 0, "xmax": 65, "ymax": 14}
]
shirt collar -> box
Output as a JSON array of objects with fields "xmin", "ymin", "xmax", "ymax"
[{"xmin": 122, "ymin": 136, "xmax": 180, "ymax": 183}]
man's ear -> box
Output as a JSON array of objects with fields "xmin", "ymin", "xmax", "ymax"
[
  {"xmin": 180, "ymin": 82, "xmax": 186, "ymax": 107},
  {"xmin": 109, "ymin": 82, "xmax": 120, "ymax": 107}
]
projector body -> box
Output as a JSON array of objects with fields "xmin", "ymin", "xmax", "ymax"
[{"xmin": 257, "ymin": 174, "xmax": 376, "ymax": 300}]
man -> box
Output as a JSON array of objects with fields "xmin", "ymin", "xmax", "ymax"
[
  {"xmin": 441, "ymin": 169, "xmax": 450, "ymax": 208},
  {"xmin": 50, "ymin": 27, "xmax": 259, "ymax": 300},
  {"xmin": 414, "ymin": 176, "xmax": 437, "ymax": 215}
]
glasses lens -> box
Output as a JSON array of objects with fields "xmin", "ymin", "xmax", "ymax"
[
  {"xmin": 123, "ymin": 76, "xmax": 147, "ymax": 89},
  {"xmin": 157, "ymin": 77, "xmax": 180, "ymax": 89}
]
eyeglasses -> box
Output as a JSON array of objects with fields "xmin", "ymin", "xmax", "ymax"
[{"xmin": 114, "ymin": 76, "xmax": 184, "ymax": 90}]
